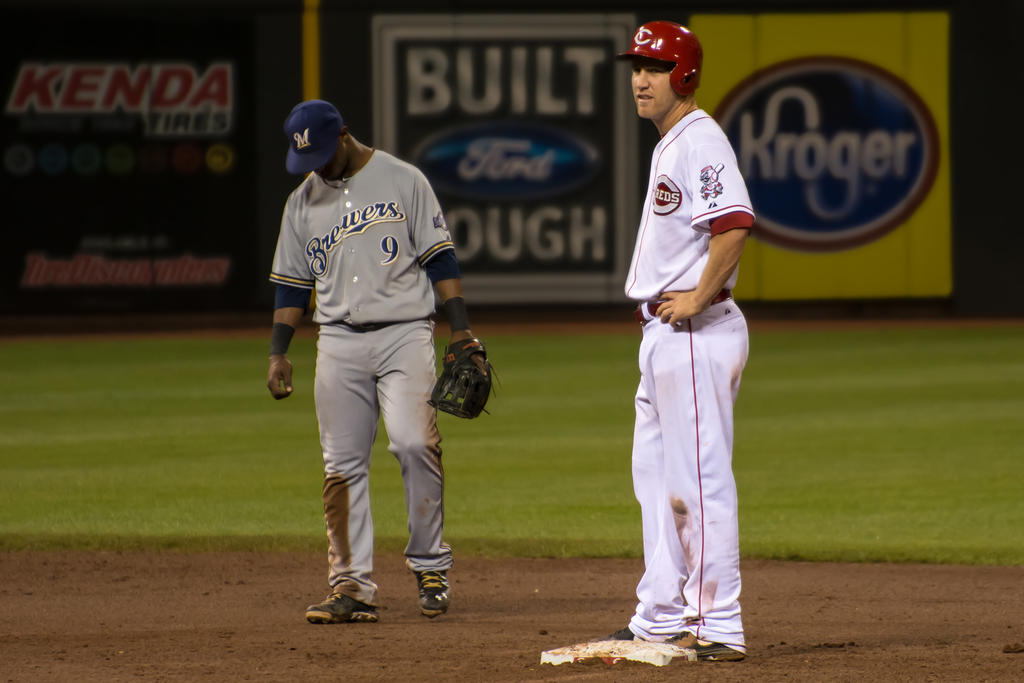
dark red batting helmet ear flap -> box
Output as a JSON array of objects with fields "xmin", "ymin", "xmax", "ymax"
[{"xmin": 618, "ymin": 21, "xmax": 703, "ymax": 96}]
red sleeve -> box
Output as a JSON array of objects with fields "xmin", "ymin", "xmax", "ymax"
[{"xmin": 710, "ymin": 211, "xmax": 754, "ymax": 236}]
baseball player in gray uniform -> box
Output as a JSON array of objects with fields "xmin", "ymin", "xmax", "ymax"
[{"xmin": 265, "ymin": 99, "xmax": 482, "ymax": 623}]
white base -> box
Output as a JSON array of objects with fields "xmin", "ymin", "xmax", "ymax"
[{"xmin": 540, "ymin": 640, "xmax": 698, "ymax": 667}]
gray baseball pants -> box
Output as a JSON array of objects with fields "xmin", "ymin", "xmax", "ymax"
[{"xmin": 314, "ymin": 319, "xmax": 451, "ymax": 607}]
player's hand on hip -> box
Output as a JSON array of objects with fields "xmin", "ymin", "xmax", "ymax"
[
  {"xmin": 267, "ymin": 355, "xmax": 294, "ymax": 399},
  {"xmin": 657, "ymin": 291, "xmax": 704, "ymax": 326}
]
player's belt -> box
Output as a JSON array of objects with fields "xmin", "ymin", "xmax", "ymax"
[
  {"xmin": 633, "ymin": 288, "xmax": 732, "ymax": 325},
  {"xmin": 337, "ymin": 320, "xmax": 399, "ymax": 332}
]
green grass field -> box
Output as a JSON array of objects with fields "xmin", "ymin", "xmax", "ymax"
[{"xmin": 1, "ymin": 323, "xmax": 1022, "ymax": 565}]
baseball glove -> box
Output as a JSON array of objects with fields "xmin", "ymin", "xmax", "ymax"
[{"xmin": 430, "ymin": 337, "xmax": 492, "ymax": 418}]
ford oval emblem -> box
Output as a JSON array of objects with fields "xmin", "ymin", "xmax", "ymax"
[
  {"xmin": 409, "ymin": 121, "xmax": 601, "ymax": 201},
  {"xmin": 715, "ymin": 57, "xmax": 939, "ymax": 251}
]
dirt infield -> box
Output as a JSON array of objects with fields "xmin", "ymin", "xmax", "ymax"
[
  {"xmin": 2, "ymin": 552, "xmax": 1022, "ymax": 681},
  {"xmin": 3, "ymin": 315, "xmax": 1023, "ymax": 681}
]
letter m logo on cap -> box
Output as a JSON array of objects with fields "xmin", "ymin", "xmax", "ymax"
[{"xmin": 293, "ymin": 128, "xmax": 311, "ymax": 150}]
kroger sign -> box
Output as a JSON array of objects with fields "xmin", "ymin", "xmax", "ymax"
[{"xmin": 715, "ymin": 57, "xmax": 939, "ymax": 251}]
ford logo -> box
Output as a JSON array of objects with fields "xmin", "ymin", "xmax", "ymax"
[
  {"xmin": 410, "ymin": 121, "xmax": 601, "ymax": 201},
  {"xmin": 715, "ymin": 57, "xmax": 939, "ymax": 251}
]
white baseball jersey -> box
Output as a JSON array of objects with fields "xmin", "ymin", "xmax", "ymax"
[
  {"xmin": 269, "ymin": 150, "xmax": 454, "ymax": 326},
  {"xmin": 625, "ymin": 109, "xmax": 753, "ymax": 301},
  {"xmin": 624, "ymin": 108, "xmax": 753, "ymax": 650}
]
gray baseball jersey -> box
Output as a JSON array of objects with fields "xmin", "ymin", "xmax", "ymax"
[
  {"xmin": 269, "ymin": 149, "xmax": 454, "ymax": 325},
  {"xmin": 270, "ymin": 148, "xmax": 455, "ymax": 608}
]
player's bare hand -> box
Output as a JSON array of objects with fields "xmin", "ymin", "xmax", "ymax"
[
  {"xmin": 657, "ymin": 291, "xmax": 705, "ymax": 326},
  {"xmin": 267, "ymin": 354, "xmax": 294, "ymax": 399},
  {"xmin": 449, "ymin": 330, "xmax": 488, "ymax": 375}
]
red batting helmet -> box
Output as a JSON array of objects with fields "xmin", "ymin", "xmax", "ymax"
[{"xmin": 618, "ymin": 21, "xmax": 703, "ymax": 96}]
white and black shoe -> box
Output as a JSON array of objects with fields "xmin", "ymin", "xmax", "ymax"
[
  {"xmin": 415, "ymin": 570, "xmax": 450, "ymax": 618},
  {"xmin": 593, "ymin": 626, "xmax": 636, "ymax": 642},
  {"xmin": 668, "ymin": 632, "xmax": 746, "ymax": 661},
  {"xmin": 305, "ymin": 592, "xmax": 378, "ymax": 624}
]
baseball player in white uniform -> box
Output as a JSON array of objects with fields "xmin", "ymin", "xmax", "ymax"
[
  {"xmin": 265, "ymin": 99, "xmax": 482, "ymax": 624},
  {"xmin": 597, "ymin": 22, "xmax": 754, "ymax": 661}
]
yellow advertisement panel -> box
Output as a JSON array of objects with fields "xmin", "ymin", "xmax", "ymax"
[{"xmin": 689, "ymin": 13, "xmax": 950, "ymax": 299}]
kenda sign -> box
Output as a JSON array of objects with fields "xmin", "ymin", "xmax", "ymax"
[
  {"xmin": 715, "ymin": 57, "xmax": 939, "ymax": 251},
  {"xmin": 5, "ymin": 62, "xmax": 235, "ymax": 136}
]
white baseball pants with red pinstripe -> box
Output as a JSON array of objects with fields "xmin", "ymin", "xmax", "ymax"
[{"xmin": 627, "ymin": 298, "xmax": 749, "ymax": 650}]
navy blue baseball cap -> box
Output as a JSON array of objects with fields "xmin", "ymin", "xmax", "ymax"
[{"xmin": 283, "ymin": 99, "xmax": 344, "ymax": 174}]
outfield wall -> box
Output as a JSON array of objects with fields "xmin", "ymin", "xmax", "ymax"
[{"xmin": 2, "ymin": 0, "xmax": 1020, "ymax": 317}]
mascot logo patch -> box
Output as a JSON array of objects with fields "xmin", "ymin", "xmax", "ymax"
[
  {"xmin": 715, "ymin": 56, "xmax": 939, "ymax": 251},
  {"xmin": 699, "ymin": 164, "xmax": 725, "ymax": 200},
  {"xmin": 652, "ymin": 175, "xmax": 682, "ymax": 215}
]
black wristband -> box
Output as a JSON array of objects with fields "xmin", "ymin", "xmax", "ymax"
[
  {"xmin": 269, "ymin": 322, "xmax": 295, "ymax": 356},
  {"xmin": 442, "ymin": 296, "xmax": 471, "ymax": 331}
]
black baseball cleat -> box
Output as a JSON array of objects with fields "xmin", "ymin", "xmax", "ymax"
[
  {"xmin": 415, "ymin": 570, "xmax": 450, "ymax": 617},
  {"xmin": 668, "ymin": 632, "xmax": 746, "ymax": 661},
  {"xmin": 592, "ymin": 626, "xmax": 637, "ymax": 642},
  {"xmin": 305, "ymin": 592, "xmax": 378, "ymax": 624}
]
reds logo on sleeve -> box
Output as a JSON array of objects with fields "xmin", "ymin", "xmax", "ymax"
[
  {"xmin": 699, "ymin": 164, "xmax": 725, "ymax": 199},
  {"xmin": 652, "ymin": 175, "xmax": 682, "ymax": 215}
]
